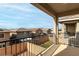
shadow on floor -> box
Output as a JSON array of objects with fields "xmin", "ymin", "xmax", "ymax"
[{"xmin": 55, "ymin": 45, "xmax": 79, "ymax": 56}]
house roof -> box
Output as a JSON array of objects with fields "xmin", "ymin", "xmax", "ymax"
[
  {"xmin": 0, "ymin": 29, "xmax": 11, "ymax": 33},
  {"xmin": 0, "ymin": 28, "xmax": 50, "ymax": 33}
]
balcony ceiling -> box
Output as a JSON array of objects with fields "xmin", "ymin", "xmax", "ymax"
[{"xmin": 32, "ymin": 3, "xmax": 79, "ymax": 17}]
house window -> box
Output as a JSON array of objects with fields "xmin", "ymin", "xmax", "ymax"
[
  {"xmin": 0, "ymin": 45, "xmax": 2, "ymax": 48},
  {"xmin": 0, "ymin": 32, "xmax": 4, "ymax": 38}
]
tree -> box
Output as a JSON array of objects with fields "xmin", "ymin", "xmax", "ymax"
[
  {"xmin": 47, "ymin": 29, "xmax": 52, "ymax": 34},
  {"xmin": 10, "ymin": 34, "xmax": 19, "ymax": 45},
  {"xmin": 36, "ymin": 28, "xmax": 43, "ymax": 35},
  {"xmin": 0, "ymin": 28, "xmax": 4, "ymax": 31}
]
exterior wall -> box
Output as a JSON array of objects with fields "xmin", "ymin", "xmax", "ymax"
[
  {"xmin": 4, "ymin": 32, "xmax": 10, "ymax": 40},
  {"xmin": 0, "ymin": 32, "xmax": 11, "ymax": 47},
  {"xmin": 0, "ymin": 32, "xmax": 10, "ymax": 42},
  {"xmin": 10, "ymin": 32, "xmax": 17, "ymax": 36}
]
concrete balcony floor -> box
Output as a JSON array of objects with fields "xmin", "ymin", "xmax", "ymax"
[{"xmin": 53, "ymin": 44, "xmax": 79, "ymax": 56}]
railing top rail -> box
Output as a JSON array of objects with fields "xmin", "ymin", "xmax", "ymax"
[{"xmin": 0, "ymin": 34, "xmax": 48, "ymax": 43}]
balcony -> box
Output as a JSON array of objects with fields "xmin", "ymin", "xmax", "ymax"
[{"xmin": 1, "ymin": 3, "xmax": 79, "ymax": 56}]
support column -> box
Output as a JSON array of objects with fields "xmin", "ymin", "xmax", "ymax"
[
  {"xmin": 53, "ymin": 16, "xmax": 58, "ymax": 44},
  {"xmin": 75, "ymin": 22, "xmax": 79, "ymax": 47},
  {"xmin": 62, "ymin": 23, "xmax": 66, "ymax": 38},
  {"xmin": 62, "ymin": 24, "xmax": 66, "ymax": 34}
]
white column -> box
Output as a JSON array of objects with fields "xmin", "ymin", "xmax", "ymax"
[
  {"xmin": 76, "ymin": 22, "xmax": 79, "ymax": 33},
  {"xmin": 62, "ymin": 23, "xmax": 66, "ymax": 34},
  {"xmin": 62, "ymin": 23, "xmax": 66, "ymax": 38},
  {"xmin": 75, "ymin": 22, "xmax": 79, "ymax": 46}
]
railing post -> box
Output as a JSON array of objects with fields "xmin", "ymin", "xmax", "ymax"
[
  {"xmin": 15, "ymin": 39, "xmax": 17, "ymax": 56},
  {"xmin": 11, "ymin": 42, "xmax": 12, "ymax": 56},
  {"xmin": 5, "ymin": 41, "xmax": 7, "ymax": 56},
  {"xmin": 23, "ymin": 38, "xmax": 24, "ymax": 56}
]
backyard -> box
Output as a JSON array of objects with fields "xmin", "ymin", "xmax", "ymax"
[{"xmin": 41, "ymin": 41, "xmax": 53, "ymax": 48}]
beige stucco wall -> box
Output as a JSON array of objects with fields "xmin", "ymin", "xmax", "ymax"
[
  {"xmin": 10, "ymin": 32, "xmax": 17, "ymax": 36},
  {"xmin": 0, "ymin": 32, "xmax": 10, "ymax": 42},
  {"xmin": 76, "ymin": 22, "xmax": 79, "ymax": 32},
  {"xmin": 4, "ymin": 32, "xmax": 10, "ymax": 40}
]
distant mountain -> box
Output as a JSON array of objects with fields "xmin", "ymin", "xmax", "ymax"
[{"xmin": 0, "ymin": 28, "xmax": 9, "ymax": 31}]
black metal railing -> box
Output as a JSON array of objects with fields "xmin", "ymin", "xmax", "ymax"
[
  {"xmin": 0, "ymin": 34, "xmax": 50, "ymax": 56},
  {"xmin": 0, "ymin": 38, "xmax": 27, "ymax": 56},
  {"xmin": 60, "ymin": 33, "xmax": 79, "ymax": 47}
]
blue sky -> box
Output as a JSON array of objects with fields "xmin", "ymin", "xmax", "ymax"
[{"xmin": 0, "ymin": 3, "xmax": 55, "ymax": 29}]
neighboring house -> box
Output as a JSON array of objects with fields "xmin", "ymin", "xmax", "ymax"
[
  {"xmin": 16, "ymin": 28, "xmax": 32, "ymax": 38},
  {"xmin": 0, "ymin": 31, "xmax": 11, "ymax": 42},
  {"xmin": 0, "ymin": 30, "xmax": 11, "ymax": 47},
  {"xmin": 30, "ymin": 28, "xmax": 49, "ymax": 45},
  {"xmin": 32, "ymin": 35, "xmax": 49, "ymax": 45},
  {"xmin": 59, "ymin": 14, "xmax": 79, "ymax": 47},
  {"xmin": 0, "ymin": 28, "xmax": 50, "ymax": 47}
]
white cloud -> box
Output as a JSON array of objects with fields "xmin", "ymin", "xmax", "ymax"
[
  {"xmin": 0, "ymin": 22, "xmax": 18, "ymax": 28},
  {"xmin": 0, "ymin": 4, "xmax": 53, "ymax": 28},
  {"xmin": 0, "ymin": 22, "xmax": 15, "ymax": 26},
  {"xmin": 0, "ymin": 13, "xmax": 25, "ymax": 19},
  {"xmin": 0, "ymin": 4, "xmax": 34, "ymax": 13},
  {"xmin": 0, "ymin": 4, "xmax": 37, "ymax": 20}
]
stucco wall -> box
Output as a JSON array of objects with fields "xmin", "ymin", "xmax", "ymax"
[
  {"xmin": 0, "ymin": 32, "xmax": 10, "ymax": 42},
  {"xmin": 4, "ymin": 32, "xmax": 10, "ymax": 40}
]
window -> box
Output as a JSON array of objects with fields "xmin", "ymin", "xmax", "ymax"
[
  {"xmin": 0, "ymin": 45, "xmax": 2, "ymax": 48},
  {"xmin": 3, "ymin": 45, "xmax": 5, "ymax": 47},
  {"xmin": 0, "ymin": 32, "xmax": 4, "ymax": 38}
]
